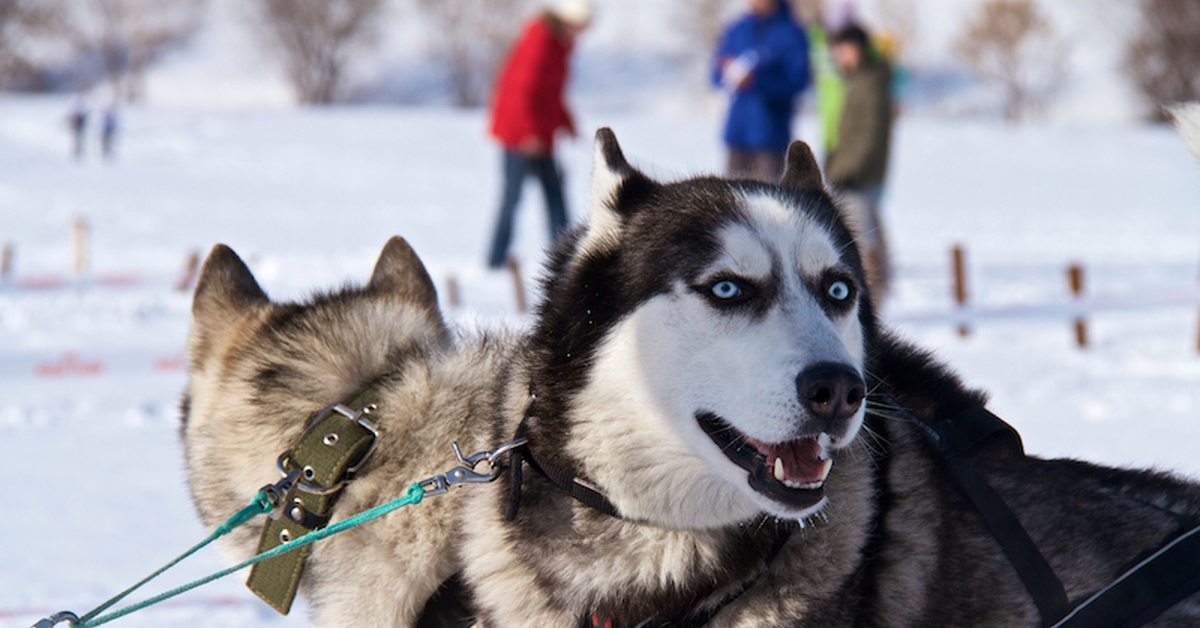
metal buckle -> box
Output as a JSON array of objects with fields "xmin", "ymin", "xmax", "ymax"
[
  {"xmin": 274, "ymin": 402, "xmax": 380, "ymax": 498},
  {"xmin": 275, "ymin": 453, "xmax": 347, "ymax": 497},
  {"xmin": 325, "ymin": 403, "xmax": 379, "ymax": 480},
  {"xmin": 32, "ymin": 611, "xmax": 80, "ymax": 628},
  {"xmin": 418, "ymin": 438, "xmax": 527, "ymax": 497}
]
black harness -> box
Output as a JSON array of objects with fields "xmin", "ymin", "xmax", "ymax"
[
  {"xmin": 507, "ymin": 398, "xmax": 1200, "ymax": 628},
  {"xmin": 890, "ymin": 397, "xmax": 1200, "ymax": 628}
]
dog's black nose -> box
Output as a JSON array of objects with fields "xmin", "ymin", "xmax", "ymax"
[{"xmin": 797, "ymin": 362, "xmax": 865, "ymax": 431}]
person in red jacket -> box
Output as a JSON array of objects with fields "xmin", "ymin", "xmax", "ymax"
[{"xmin": 487, "ymin": 0, "xmax": 592, "ymax": 269}]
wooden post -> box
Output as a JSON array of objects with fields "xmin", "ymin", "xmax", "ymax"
[
  {"xmin": 71, "ymin": 217, "xmax": 89, "ymax": 278},
  {"xmin": 174, "ymin": 250, "xmax": 200, "ymax": 292},
  {"xmin": 445, "ymin": 274, "xmax": 461, "ymax": 308},
  {"xmin": 1068, "ymin": 263, "xmax": 1088, "ymax": 348},
  {"xmin": 1, "ymin": 242, "xmax": 12, "ymax": 281},
  {"xmin": 506, "ymin": 257, "xmax": 527, "ymax": 314},
  {"xmin": 952, "ymin": 245, "xmax": 970, "ymax": 337}
]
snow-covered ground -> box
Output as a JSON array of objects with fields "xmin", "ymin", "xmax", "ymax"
[{"xmin": 5, "ymin": 2, "xmax": 1200, "ymax": 626}]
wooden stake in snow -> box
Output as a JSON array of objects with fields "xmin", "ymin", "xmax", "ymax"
[
  {"xmin": 506, "ymin": 257, "xmax": 527, "ymax": 314},
  {"xmin": 952, "ymin": 245, "xmax": 970, "ymax": 337},
  {"xmin": 445, "ymin": 274, "xmax": 461, "ymax": 308},
  {"xmin": 1, "ymin": 242, "xmax": 12, "ymax": 281},
  {"xmin": 1068, "ymin": 263, "xmax": 1088, "ymax": 348},
  {"xmin": 71, "ymin": 217, "xmax": 89, "ymax": 278},
  {"xmin": 175, "ymin": 250, "xmax": 200, "ymax": 292}
]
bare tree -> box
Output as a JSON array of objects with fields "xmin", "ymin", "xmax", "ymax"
[
  {"xmin": 0, "ymin": 0, "xmax": 72, "ymax": 89},
  {"xmin": 674, "ymin": 0, "xmax": 737, "ymax": 58},
  {"xmin": 416, "ymin": 0, "xmax": 529, "ymax": 107},
  {"xmin": 953, "ymin": 0, "xmax": 1070, "ymax": 121},
  {"xmin": 255, "ymin": 0, "xmax": 384, "ymax": 104},
  {"xmin": 875, "ymin": 0, "xmax": 919, "ymax": 62},
  {"xmin": 1124, "ymin": 0, "xmax": 1200, "ymax": 122},
  {"xmin": 79, "ymin": 0, "xmax": 207, "ymax": 101}
]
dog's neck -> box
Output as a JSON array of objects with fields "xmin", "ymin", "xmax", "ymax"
[{"xmin": 504, "ymin": 394, "xmax": 620, "ymax": 521}]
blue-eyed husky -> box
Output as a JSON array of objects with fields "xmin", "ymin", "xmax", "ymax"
[{"xmin": 182, "ymin": 129, "xmax": 1200, "ymax": 627}]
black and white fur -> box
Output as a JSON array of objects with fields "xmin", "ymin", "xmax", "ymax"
[{"xmin": 183, "ymin": 128, "xmax": 1200, "ymax": 628}]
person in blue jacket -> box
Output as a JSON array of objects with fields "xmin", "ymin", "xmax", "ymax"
[{"xmin": 713, "ymin": 0, "xmax": 812, "ymax": 183}]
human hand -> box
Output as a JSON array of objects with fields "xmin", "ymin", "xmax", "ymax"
[{"xmin": 517, "ymin": 136, "xmax": 548, "ymax": 156}]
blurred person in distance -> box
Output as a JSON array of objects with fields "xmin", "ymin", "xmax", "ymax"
[
  {"xmin": 486, "ymin": 0, "xmax": 592, "ymax": 270},
  {"xmin": 713, "ymin": 0, "xmax": 812, "ymax": 183},
  {"xmin": 824, "ymin": 22, "xmax": 894, "ymax": 298}
]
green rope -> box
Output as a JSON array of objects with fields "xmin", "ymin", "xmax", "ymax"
[{"xmin": 66, "ymin": 482, "xmax": 425, "ymax": 628}]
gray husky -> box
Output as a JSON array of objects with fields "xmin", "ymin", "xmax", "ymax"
[{"xmin": 182, "ymin": 129, "xmax": 1200, "ymax": 628}]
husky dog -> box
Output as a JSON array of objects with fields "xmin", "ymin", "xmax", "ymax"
[{"xmin": 183, "ymin": 129, "xmax": 1200, "ymax": 628}]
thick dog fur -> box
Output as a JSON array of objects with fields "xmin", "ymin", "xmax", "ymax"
[{"xmin": 183, "ymin": 129, "xmax": 1200, "ymax": 627}]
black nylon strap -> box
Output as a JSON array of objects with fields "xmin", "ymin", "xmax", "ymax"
[
  {"xmin": 942, "ymin": 455, "xmax": 1071, "ymax": 625},
  {"xmin": 894, "ymin": 400, "xmax": 1069, "ymax": 626},
  {"xmin": 903, "ymin": 401, "xmax": 1200, "ymax": 628},
  {"xmin": 1051, "ymin": 524, "xmax": 1200, "ymax": 628},
  {"xmin": 523, "ymin": 443, "xmax": 620, "ymax": 518},
  {"xmin": 505, "ymin": 410, "xmax": 621, "ymax": 521},
  {"xmin": 932, "ymin": 405, "xmax": 1024, "ymax": 458}
]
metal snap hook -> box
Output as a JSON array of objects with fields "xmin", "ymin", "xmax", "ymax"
[{"xmin": 32, "ymin": 611, "xmax": 80, "ymax": 628}]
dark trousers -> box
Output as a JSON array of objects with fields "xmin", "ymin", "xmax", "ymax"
[{"xmin": 488, "ymin": 150, "xmax": 569, "ymax": 268}]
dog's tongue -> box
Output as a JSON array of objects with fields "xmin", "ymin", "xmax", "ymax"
[{"xmin": 749, "ymin": 437, "xmax": 831, "ymax": 487}]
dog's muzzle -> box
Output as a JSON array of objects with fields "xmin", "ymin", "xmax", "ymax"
[{"xmin": 696, "ymin": 362, "xmax": 865, "ymax": 511}]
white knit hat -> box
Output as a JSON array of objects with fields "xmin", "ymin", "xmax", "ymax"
[{"xmin": 551, "ymin": 0, "xmax": 593, "ymax": 26}]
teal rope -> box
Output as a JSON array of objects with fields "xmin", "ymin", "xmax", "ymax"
[
  {"xmin": 69, "ymin": 482, "xmax": 425, "ymax": 628},
  {"xmin": 72, "ymin": 490, "xmax": 275, "ymax": 625}
]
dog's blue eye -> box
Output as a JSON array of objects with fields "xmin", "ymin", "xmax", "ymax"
[
  {"xmin": 827, "ymin": 280, "xmax": 851, "ymax": 301},
  {"xmin": 711, "ymin": 280, "xmax": 742, "ymax": 299}
]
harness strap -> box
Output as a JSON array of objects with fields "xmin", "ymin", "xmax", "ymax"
[
  {"xmin": 925, "ymin": 404, "xmax": 1071, "ymax": 626},
  {"xmin": 942, "ymin": 454, "xmax": 1071, "ymax": 625},
  {"xmin": 247, "ymin": 389, "xmax": 380, "ymax": 614},
  {"xmin": 505, "ymin": 410, "xmax": 620, "ymax": 521},
  {"xmin": 898, "ymin": 398, "xmax": 1200, "ymax": 628},
  {"xmin": 1051, "ymin": 523, "xmax": 1200, "ymax": 628}
]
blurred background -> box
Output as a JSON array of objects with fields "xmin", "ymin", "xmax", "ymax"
[
  {"xmin": 3, "ymin": 2, "xmax": 1200, "ymax": 626},
  {"xmin": 0, "ymin": 0, "xmax": 1195, "ymax": 118}
]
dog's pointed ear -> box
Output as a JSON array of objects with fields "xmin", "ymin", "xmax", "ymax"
[
  {"xmin": 367, "ymin": 236, "xmax": 439, "ymax": 312},
  {"xmin": 585, "ymin": 128, "xmax": 654, "ymax": 247},
  {"xmin": 780, "ymin": 141, "xmax": 825, "ymax": 192},
  {"xmin": 590, "ymin": 127, "xmax": 637, "ymax": 220},
  {"xmin": 192, "ymin": 244, "xmax": 268, "ymax": 318}
]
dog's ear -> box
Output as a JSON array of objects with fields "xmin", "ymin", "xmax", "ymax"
[
  {"xmin": 367, "ymin": 236, "xmax": 439, "ymax": 312},
  {"xmin": 592, "ymin": 127, "xmax": 635, "ymax": 205},
  {"xmin": 192, "ymin": 244, "xmax": 268, "ymax": 319},
  {"xmin": 780, "ymin": 141, "xmax": 825, "ymax": 192},
  {"xmin": 585, "ymin": 128, "xmax": 654, "ymax": 247}
]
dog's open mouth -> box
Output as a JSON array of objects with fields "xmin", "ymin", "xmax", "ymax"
[{"xmin": 697, "ymin": 411, "xmax": 832, "ymax": 509}]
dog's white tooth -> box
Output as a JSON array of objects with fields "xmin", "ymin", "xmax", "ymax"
[
  {"xmin": 773, "ymin": 457, "xmax": 786, "ymax": 483},
  {"xmin": 818, "ymin": 458, "xmax": 833, "ymax": 483}
]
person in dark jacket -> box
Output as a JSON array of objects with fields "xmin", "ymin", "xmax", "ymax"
[
  {"xmin": 712, "ymin": 0, "xmax": 811, "ymax": 183},
  {"xmin": 486, "ymin": 0, "xmax": 592, "ymax": 270},
  {"xmin": 825, "ymin": 22, "xmax": 893, "ymax": 298}
]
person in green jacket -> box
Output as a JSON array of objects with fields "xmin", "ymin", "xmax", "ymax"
[{"xmin": 824, "ymin": 23, "xmax": 893, "ymax": 299}]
